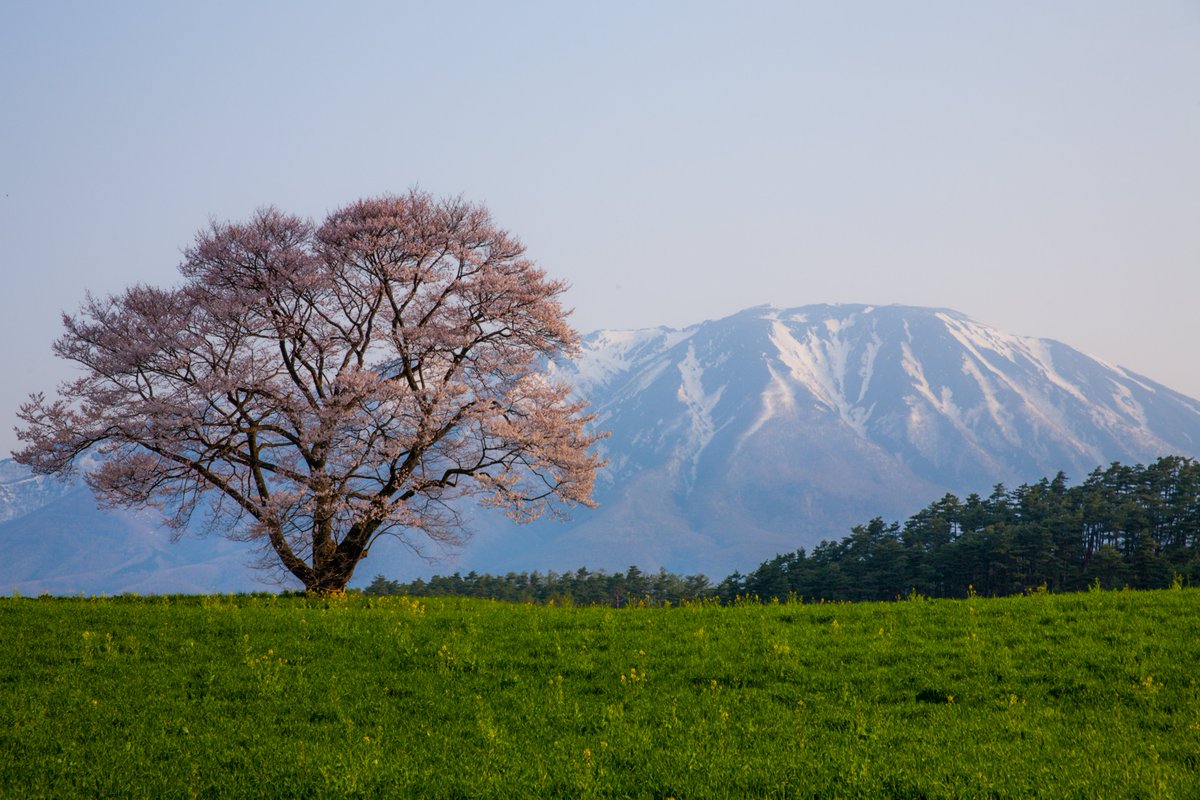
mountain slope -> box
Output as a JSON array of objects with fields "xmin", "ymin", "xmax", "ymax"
[
  {"xmin": 457, "ymin": 304, "xmax": 1200, "ymax": 577},
  {"xmin": 0, "ymin": 476, "xmax": 268, "ymax": 595},
  {"xmin": 4, "ymin": 303, "xmax": 1199, "ymax": 590}
]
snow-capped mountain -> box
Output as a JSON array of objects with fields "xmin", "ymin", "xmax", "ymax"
[
  {"xmin": 567, "ymin": 304, "xmax": 1200, "ymax": 484},
  {"xmin": 4, "ymin": 303, "xmax": 1199, "ymax": 591},
  {"xmin": 457, "ymin": 304, "xmax": 1200, "ymax": 578}
]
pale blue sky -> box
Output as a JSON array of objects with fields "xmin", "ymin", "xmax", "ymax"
[{"xmin": 2, "ymin": 1, "xmax": 1198, "ymax": 456}]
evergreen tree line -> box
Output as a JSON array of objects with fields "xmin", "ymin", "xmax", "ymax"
[
  {"xmin": 366, "ymin": 456, "xmax": 1200, "ymax": 604},
  {"xmin": 364, "ymin": 565, "xmax": 714, "ymax": 607},
  {"xmin": 729, "ymin": 455, "xmax": 1200, "ymax": 601}
]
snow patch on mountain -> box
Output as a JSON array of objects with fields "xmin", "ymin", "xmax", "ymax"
[
  {"xmin": 0, "ymin": 468, "xmax": 74, "ymax": 524},
  {"xmin": 900, "ymin": 341, "xmax": 947, "ymax": 415},
  {"xmin": 769, "ymin": 317, "xmax": 871, "ymax": 436},
  {"xmin": 1020, "ymin": 339, "xmax": 1093, "ymax": 406},
  {"xmin": 937, "ymin": 311, "xmax": 1026, "ymax": 363},
  {"xmin": 740, "ymin": 363, "xmax": 796, "ymax": 445},
  {"xmin": 855, "ymin": 330, "xmax": 883, "ymax": 405},
  {"xmin": 1110, "ymin": 381, "xmax": 1148, "ymax": 428},
  {"xmin": 563, "ymin": 327, "xmax": 694, "ymax": 397},
  {"xmin": 675, "ymin": 342, "xmax": 725, "ymax": 473}
]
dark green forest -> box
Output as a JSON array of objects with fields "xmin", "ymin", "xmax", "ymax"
[
  {"xmin": 366, "ymin": 456, "xmax": 1200, "ymax": 604},
  {"xmin": 364, "ymin": 565, "xmax": 714, "ymax": 607}
]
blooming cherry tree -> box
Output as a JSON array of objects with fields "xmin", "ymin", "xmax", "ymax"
[{"xmin": 15, "ymin": 191, "xmax": 605, "ymax": 592}]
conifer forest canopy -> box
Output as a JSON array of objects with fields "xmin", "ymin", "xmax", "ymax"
[
  {"xmin": 14, "ymin": 191, "xmax": 605, "ymax": 592},
  {"xmin": 367, "ymin": 457, "xmax": 1200, "ymax": 605}
]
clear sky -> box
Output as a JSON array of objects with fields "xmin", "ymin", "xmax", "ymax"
[{"xmin": 2, "ymin": 1, "xmax": 1198, "ymax": 457}]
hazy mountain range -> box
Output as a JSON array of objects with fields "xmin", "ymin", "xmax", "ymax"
[{"xmin": 4, "ymin": 304, "xmax": 1199, "ymax": 593}]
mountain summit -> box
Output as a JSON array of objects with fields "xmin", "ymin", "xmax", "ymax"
[
  {"xmin": 569, "ymin": 303, "xmax": 1198, "ymax": 490},
  {"xmin": 4, "ymin": 304, "xmax": 1199, "ymax": 591}
]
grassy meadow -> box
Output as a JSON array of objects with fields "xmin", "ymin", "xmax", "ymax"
[{"xmin": 2, "ymin": 588, "xmax": 1198, "ymax": 799}]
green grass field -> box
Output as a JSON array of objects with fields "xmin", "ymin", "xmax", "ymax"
[{"xmin": 2, "ymin": 588, "xmax": 1198, "ymax": 798}]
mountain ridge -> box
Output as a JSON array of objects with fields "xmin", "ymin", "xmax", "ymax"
[{"xmin": 567, "ymin": 303, "xmax": 1198, "ymax": 483}]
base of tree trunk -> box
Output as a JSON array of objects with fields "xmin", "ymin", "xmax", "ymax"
[{"xmin": 305, "ymin": 587, "xmax": 349, "ymax": 598}]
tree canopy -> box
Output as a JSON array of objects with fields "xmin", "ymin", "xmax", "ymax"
[
  {"xmin": 15, "ymin": 191, "xmax": 605, "ymax": 592},
  {"xmin": 729, "ymin": 456, "xmax": 1200, "ymax": 602}
]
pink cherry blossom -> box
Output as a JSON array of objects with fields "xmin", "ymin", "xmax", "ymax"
[{"xmin": 15, "ymin": 190, "xmax": 606, "ymax": 593}]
